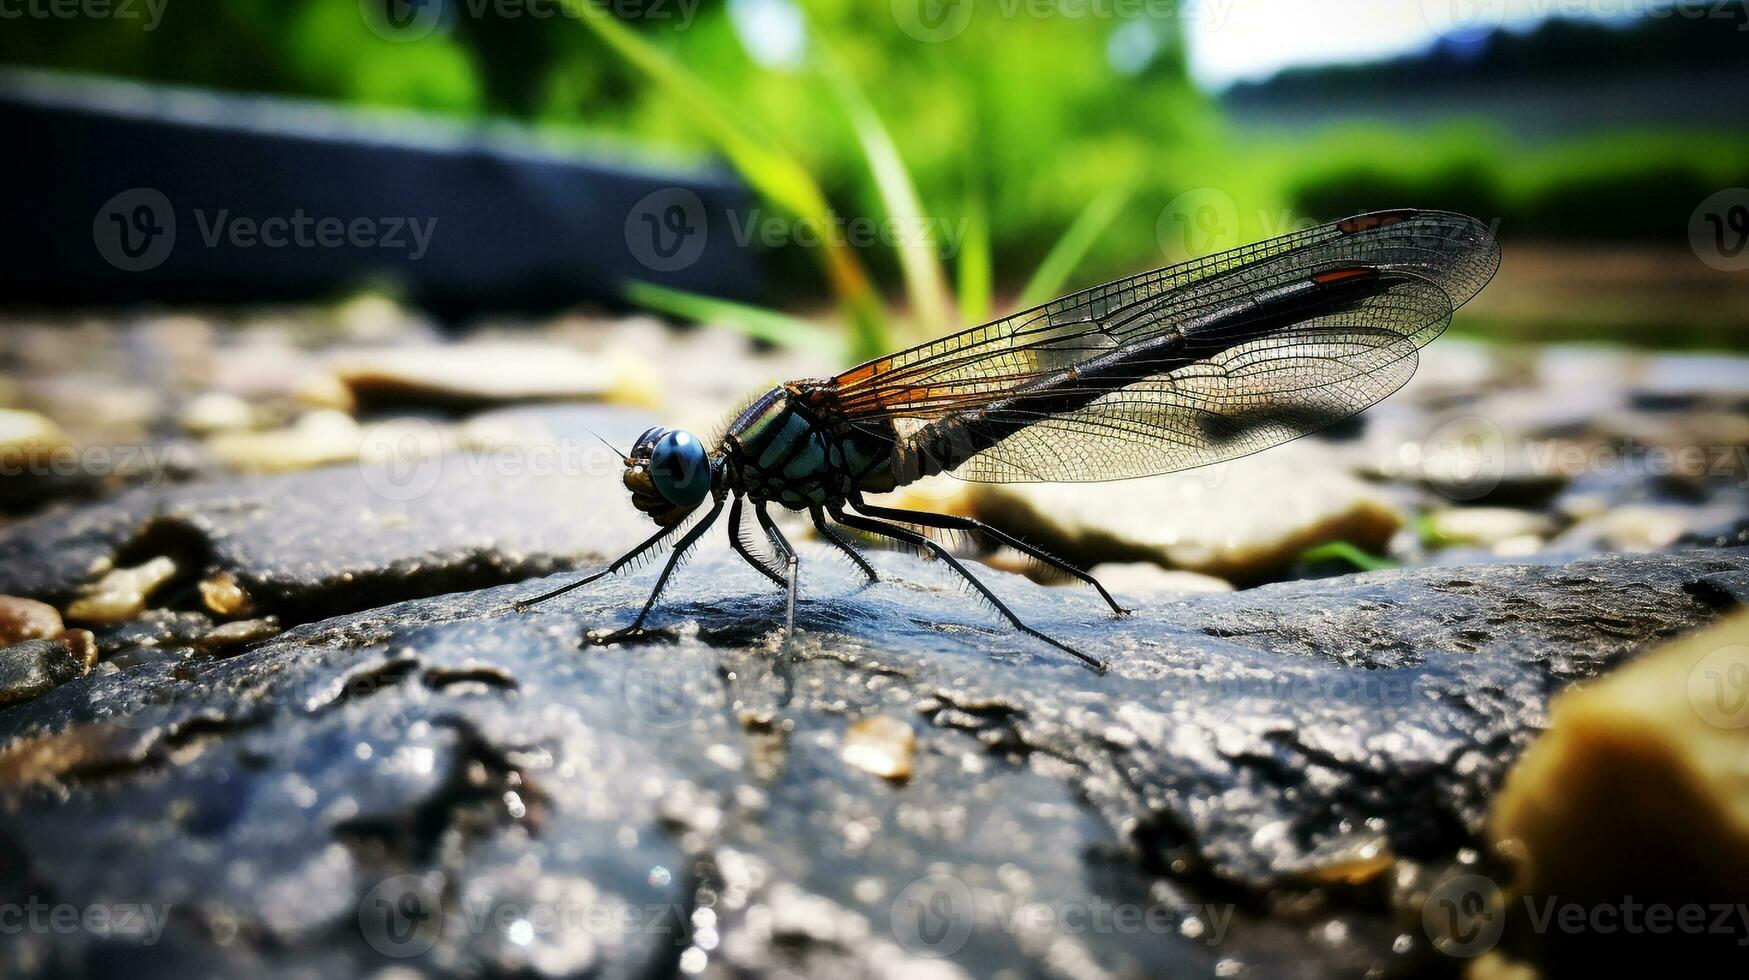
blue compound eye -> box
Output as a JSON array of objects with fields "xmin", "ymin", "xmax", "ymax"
[{"xmin": 648, "ymin": 430, "xmax": 710, "ymax": 510}]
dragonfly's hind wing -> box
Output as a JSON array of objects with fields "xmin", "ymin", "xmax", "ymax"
[
  {"xmin": 831, "ymin": 209, "xmax": 1496, "ymax": 422},
  {"xmin": 948, "ymin": 272, "xmax": 1452, "ymax": 483}
]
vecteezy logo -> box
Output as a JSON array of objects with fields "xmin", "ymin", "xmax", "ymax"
[
  {"xmin": 1422, "ymin": 872, "xmax": 1505, "ymax": 958},
  {"xmin": 624, "ymin": 188, "xmax": 708, "ymax": 273},
  {"xmin": 890, "ymin": 873, "xmax": 975, "ymax": 958},
  {"xmin": 1420, "ymin": 415, "xmax": 1506, "ymax": 502},
  {"xmin": 358, "ymin": 874, "xmax": 443, "ymax": 957},
  {"xmin": 892, "ymin": 0, "xmax": 974, "ymax": 42},
  {"xmin": 361, "ymin": 0, "xmax": 450, "ymax": 42},
  {"xmin": 358, "ymin": 418, "xmax": 445, "ymax": 503},
  {"xmin": 1690, "ymin": 189, "xmax": 1749, "ymax": 273},
  {"xmin": 622, "ymin": 648, "xmax": 715, "ymax": 729},
  {"xmin": 1420, "ymin": 0, "xmax": 1508, "ymax": 45},
  {"xmin": 93, "ymin": 188, "xmax": 175, "ymax": 272},
  {"xmin": 1158, "ymin": 188, "xmax": 1240, "ymax": 258},
  {"xmin": 1688, "ymin": 644, "xmax": 1749, "ymax": 729}
]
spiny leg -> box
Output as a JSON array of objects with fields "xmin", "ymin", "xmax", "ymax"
[
  {"xmin": 514, "ymin": 521, "xmax": 676, "ymax": 611},
  {"xmin": 810, "ymin": 505, "xmax": 878, "ymax": 586},
  {"xmin": 851, "ymin": 498, "xmax": 1126, "ymax": 615},
  {"xmin": 755, "ymin": 504, "xmax": 801, "ymax": 665},
  {"xmin": 831, "ymin": 505, "xmax": 1107, "ymax": 673},
  {"xmin": 729, "ymin": 495, "xmax": 786, "ymax": 587},
  {"xmin": 595, "ymin": 497, "xmax": 725, "ymax": 643}
]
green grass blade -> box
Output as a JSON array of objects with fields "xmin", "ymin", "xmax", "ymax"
[
  {"xmin": 1016, "ymin": 183, "xmax": 1134, "ymax": 309},
  {"xmin": 956, "ymin": 192, "xmax": 992, "ymax": 325},
  {"xmin": 1295, "ymin": 541, "xmax": 1398, "ymax": 573},
  {"xmin": 626, "ymin": 281, "xmax": 846, "ymax": 360},
  {"xmin": 815, "ymin": 42, "xmax": 953, "ymax": 338},
  {"xmin": 561, "ymin": 1, "xmax": 888, "ymax": 361}
]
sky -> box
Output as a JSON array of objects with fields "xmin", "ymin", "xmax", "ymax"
[{"xmin": 1182, "ymin": 0, "xmax": 1636, "ymax": 89}]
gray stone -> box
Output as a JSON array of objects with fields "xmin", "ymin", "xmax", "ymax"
[
  {"xmin": 0, "ymin": 639, "xmax": 83, "ymax": 705},
  {"xmin": 0, "ymin": 544, "xmax": 1742, "ymax": 977}
]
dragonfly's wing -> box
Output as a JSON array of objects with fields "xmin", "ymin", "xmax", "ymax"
[
  {"xmin": 830, "ymin": 209, "xmax": 1497, "ymax": 483},
  {"xmin": 949, "ymin": 275, "xmax": 1449, "ymax": 482}
]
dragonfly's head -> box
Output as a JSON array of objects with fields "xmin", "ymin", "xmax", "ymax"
[{"xmin": 623, "ymin": 426, "xmax": 714, "ymax": 527}]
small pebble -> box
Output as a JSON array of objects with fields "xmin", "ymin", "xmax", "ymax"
[
  {"xmin": 56, "ymin": 629, "xmax": 98, "ymax": 671},
  {"xmin": 1085, "ymin": 563, "xmax": 1233, "ymax": 594},
  {"xmin": 195, "ymin": 618, "xmax": 281, "ymax": 651},
  {"xmin": 0, "ymin": 409, "xmax": 68, "ymax": 460},
  {"xmin": 65, "ymin": 557, "xmax": 178, "ymax": 624},
  {"xmin": 1424, "ymin": 508, "xmax": 1556, "ymax": 547},
  {"xmin": 208, "ymin": 410, "xmax": 362, "ymax": 472},
  {"xmin": 178, "ymin": 392, "xmax": 255, "ymax": 435},
  {"xmin": 198, "ymin": 572, "xmax": 256, "ymax": 618},
  {"xmin": 0, "ymin": 595, "xmax": 65, "ymax": 644},
  {"xmin": 842, "ymin": 716, "xmax": 916, "ymax": 781}
]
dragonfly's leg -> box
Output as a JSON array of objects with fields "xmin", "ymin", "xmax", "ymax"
[
  {"xmin": 514, "ymin": 521, "xmax": 676, "ymax": 612},
  {"xmin": 850, "ymin": 499, "xmax": 1127, "ymax": 615},
  {"xmin": 754, "ymin": 505, "xmax": 800, "ymax": 656},
  {"xmin": 831, "ymin": 505, "xmax": 1107, "ymax": 673},
  {"xmin": 729, "ymin": 495, "xmax": 786, "ymax": 587},
  {"xmin": 594, "ymin": 497, "xmax": 725, "ymax": 643},
  {"xmin": 809, "ymin": 505, "xmax": 878, "ymax": 586}
]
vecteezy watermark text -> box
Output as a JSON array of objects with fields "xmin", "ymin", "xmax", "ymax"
[
  {"xmin": 192, "ymin": 210, "xmax": 436, "ymax": 260},
  {"xmin": 93, "ymin": 188, "xmax": 437, "ymax": 273},
  {"xmin": 0, "ymin": 0, "xmax": 168, "ymax": 30},
  {"xmin": 0, "ymin": 898, "xmax": 171, "ymax": 946},
  {"xmin": 360, "ymin": 0, "xmax": 702, "ymax": 43}
]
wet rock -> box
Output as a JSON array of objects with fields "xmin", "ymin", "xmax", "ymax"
[
  {"xmin": 0, "ymin": 638, "xmax": 84, "ymax": 704},
  {"xmin": 0, "ymin": 406, "xmax": 660, "ymax": 626},
  {"xmin": 1485, "ymin": 610, "xmax": 1749, "ymax": 969},
  {"xmin": 0, "ymin": 595, "xmax": 64, "ymax": 644},
  {"xmin": 64, "ymin": 557, "xmax": 178, "ymax": 625},
  {"xmin": 970, "ymin": 443, "xmax": 1403, "ymax": 584},
  {"xmin": 0, "ymin": 545, "xmax": 1740, "ymax": 977}
]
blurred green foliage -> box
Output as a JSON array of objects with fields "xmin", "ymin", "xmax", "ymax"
[{"xmin": 8, "ymin": 0, "xmax": 1748, "ymax": 326}]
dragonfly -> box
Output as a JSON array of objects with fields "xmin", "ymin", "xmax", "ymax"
[{"xmin": 517, "ymin": 209, "xmax": 1499, "ymax": 672}]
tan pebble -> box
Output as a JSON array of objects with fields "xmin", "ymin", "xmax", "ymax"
[
  {"xmin": 65, "ymin": 557, "xmax": 177, "ymax": 624},
  {"xmin": 55, "ymin": 629, "xmax": 98, "ymax": 672},
  {"xmin": 0, "ymin": 409, "xmax": 69, "ymax": 460},
  {"xmin": 196, "ymin": 618, "xmax": 280, "ymax": 650},
  {"xmin": 0, "ymin": 596, "xmax": 65, "ymax": 644},
  {"xmin": 292, "ymin": 371, "xmax": 356, "ymax": 413},
  {"xmin": 178, "ymin": 392, "xmax": 255, "ymax": 435},
  {"xmin": 208, "ymin": 410, "xmax": 361, "ymax": 472},
  {"xmin": 1085, "ymin": 563, "xmax": 1233, "ymax": 594},
  {"xmin": 198, "ymin": 571, "xmax": 255, "ymax": 617},
  {"xmin": 1597, "ymin": 505, "xmax": 1691, "ymax": 551},
  {"xmin": 842, "ymin": 715, "xmax": 916, "ymax": 781},
  {"xmin": 603, "ymin": 347, "xmax": 663, "ymax": 409},
  {"xmin": 330, "ymin": 343, "xmax": 612, "ymax": 404},
  {"xmin": 1426, "ymin": 508, "xmax": 1555, "ymax": 547}
]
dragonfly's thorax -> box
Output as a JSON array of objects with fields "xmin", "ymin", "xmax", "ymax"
[{"xmin": 721, "ymin": 384, "xmax": 898, "ymax": 510}]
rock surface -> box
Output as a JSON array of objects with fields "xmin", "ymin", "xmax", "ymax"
[{"xmin": 0, "ymin": 540, "xmax": 1743, "ymax": 977}]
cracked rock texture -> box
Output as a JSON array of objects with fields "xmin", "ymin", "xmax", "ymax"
[{"xmin": 1, "ymin": 528, "xmax": 1744, "ymax": 976}]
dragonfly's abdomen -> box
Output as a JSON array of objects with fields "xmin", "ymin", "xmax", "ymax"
[{"xmin": 725, "ymin": 387, "xmax": 895, "ymax": 509}]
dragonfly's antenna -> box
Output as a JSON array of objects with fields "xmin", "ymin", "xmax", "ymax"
[{"xmin": 582, "ymin": 425, "xmax": 629, "ymax": 463}]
